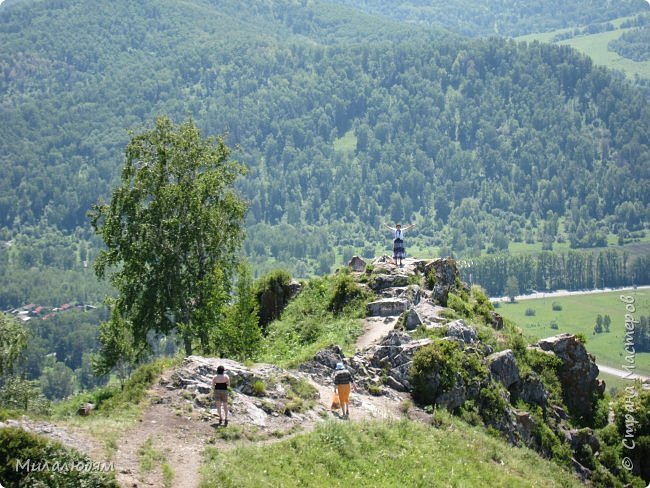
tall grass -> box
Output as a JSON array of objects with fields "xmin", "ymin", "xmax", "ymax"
[
  {"xmin": 256, "ymin": 274, "xmax": 369, "ymax": 367},
  {"xmin": 200, "ymin": 417, "xmax": 582, "ymax": 488}
]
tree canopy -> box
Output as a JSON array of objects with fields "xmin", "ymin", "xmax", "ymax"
[{"xmin": 90, "ymin": 116, "xmax": 247, "ymax": 362}]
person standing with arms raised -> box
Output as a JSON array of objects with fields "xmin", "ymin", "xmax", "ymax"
[{"xmin": 383, "ymin": 222, "xmax": 415, "ymax": 267}]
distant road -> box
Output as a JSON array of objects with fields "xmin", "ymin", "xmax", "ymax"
[
  {"xmin": 597, "ymin": 364, "xmax": 650, "ymax": 382},
  {"xmin": 490, "ymin": 285, "xmax": 650, "ymax": 303}
]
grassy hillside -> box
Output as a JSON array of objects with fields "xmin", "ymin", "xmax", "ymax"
[
  {"xmin": 496, "ymin": 289, "xmax": 650, "ymax": 376},
  {"xmin": 0, "ymin": 0, "xmax": 648, "ymax": 284},
  {"xmin": 327, "ymin": 0, "xmax": 648, "ymax": 38},
  {"xmin": 200, "ymin": 416, "xmax": 583, "ymax": 488},
  {"xmin": 517, "ymin": 16, "xmax": 650, "ymax": 80}
]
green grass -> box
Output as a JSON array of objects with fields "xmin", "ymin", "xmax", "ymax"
[
  {"xmin": 200, "ymin": 418, "xmax": 582, "ymax": 488},
  {"xmin": 48, "ymin": 357, "xmax": 180, "ymax": 458},
  {"xmin": 256, "ymin": 274, "xmax": 369, "ymax": 367},
  {"xmin": 517, "ymin": 16, "xmax": 650, "ymax": 80},
  {"xmin": 497, "ymin": 289, "xmax": 650, "ymax": 376},
  {"xmin": 333, "ymin": 129, "xmax": 357, "ymax": 154}
]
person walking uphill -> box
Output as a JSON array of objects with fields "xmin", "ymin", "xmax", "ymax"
[
  {"xmin": 383, "ymin": 222, "xmax": 415, "ymax": 267},
  {"xmin": 212, "ymin": 365, "xmax": 230, "ymax": 426},
  {"xmin": 333, "ymin": 362, "xmax": 354, "ymax": 419}
]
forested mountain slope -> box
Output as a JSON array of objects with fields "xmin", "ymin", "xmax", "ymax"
[
  {"xmin": 0, "ymin": 0, "xmax": 648, "ymax": 280},
  {"xmin": 330, "ymin": 0, "xmax": 650, "ymax": 37}
]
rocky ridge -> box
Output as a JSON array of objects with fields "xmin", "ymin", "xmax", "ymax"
[{"xmin": 170, "ymin": 255, "xmax": 606, "ymax": 481}]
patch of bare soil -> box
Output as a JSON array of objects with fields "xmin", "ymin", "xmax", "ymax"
[{"xmin": 355, "ymin": 315, "xmax": 400, "ymax": 352}]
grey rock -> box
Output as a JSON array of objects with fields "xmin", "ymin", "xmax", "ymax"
[
  {"xmin": 518, "ymin": 374, "xmax": 548, "ymax": 407},
  {"xmin": 532, "ymin": 334, "xmax": 604, "ymax": 419},
  {"xmin": 370, "ymin": 273, "xmax": 409, "ymax": 291},
  {"xmin": 489, "ymin": 310, "xmax": 504, "ymax": 330},
  {"xmin": 348, "ymin": 255, "xmax": 366, "ymax": 272},
  {"xmin": 514, "ymin": 410, "xmax": 537, "ymax": 445},
  {"xmin": 313, "ymin": 345, "xmax": 345, "ymax": 369},
  {"xmin": 405, "ymin": 300, "xmax": 446, "ymax": 331},
  {"xmin": 366, "ymin": 298, "xmax": 409, "ymax": 317},
  {"xmin": 487, "ymin": 349, "xmax": 519, "ymax": 389},
  {"xmin": 445, "ymin": 319, "xmax": 478, "ymax": 345}
]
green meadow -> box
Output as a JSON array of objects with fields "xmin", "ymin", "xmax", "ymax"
[
  {"xmin": 497, "ymin": 289, "xmax": 650, "ymax": 377},
  {"xmin": 517, "ymin": 16, "xmax": 650, "ymax": 80},
  {"xmin": 200, "ymin": 417, "xmax": 582, "ymax": 488}
]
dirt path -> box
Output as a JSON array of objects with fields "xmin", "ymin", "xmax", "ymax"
[
  {"xmin": 355, "ymin": 316, "xmax": 400, "ymax": 352},
  {"xmin": 113, "ymin": 375, "xmax": 216, "ymax": 488}
]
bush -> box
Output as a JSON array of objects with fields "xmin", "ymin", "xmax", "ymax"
[
  {"xmin": 327, "ymin": 270, "xmax": 369, "ymax": 314},
  {"xmin": 552, "ymin": 301, "xmax": 562, "ymax": 311},
  {"xmin": 251, "ymin": 380, "xmax": 266, "ymax": 396},
  {"xmin": 525, "ymin": 308, "xmax": 536, "ymax": 316},
  {"xmin": 410, "ymin": 340, "xmax": 488, "ymax": 405},
  {"xmin": 447, "ymin": 293, "xmax": 472, "ymax": 319},
  {"xmin": 0, "ymin": 427, "xmax": 119, "ymax": 487}
]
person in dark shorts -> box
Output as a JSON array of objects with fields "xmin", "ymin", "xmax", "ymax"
[
  {"xmin": 383, "ymin": 222, "xmax": 415, "ymax": 267},
  {"xmin": 212, "ymin": 365, "xmax": 230, "ymax": 426},
  {"xmin": 333, "ymin": 362, "xmax": 355, "ymax": 419}
]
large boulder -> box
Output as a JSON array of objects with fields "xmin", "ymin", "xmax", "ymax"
[
  {"xmin": 367, "ymin": 331, "xmax": 432, "ymax": 391},
  {"xmin": 369, "ymin": 273, "xmax": 409, "ymax": 292},
  {"xmin": 420, "ymin": 257, "xmax": 463, "ymax": 306},
  {"xmin": 348, "ymin": 255, "xmax": 366, "ymax": 272},
  {"xmin": 405, "ymin": 300, "xmax": 446, "ymax": 330},
  {"xmin": 445, "ymin": 319, "xmax": 478, "ymax": 346},
  {"xmin": 516, "ymin": 373, "xmax": 549, "ymax": 408},
  {"xmin": 487, "ymin": 349, "xmax": 519, "ymax": 389},
  {"xmin": 531, "ymin": 334, "xmax": 604, "ymax": 419},
  {"xmin": 366, "ymin": 298, "xmax": 409, "ymax": 317}
]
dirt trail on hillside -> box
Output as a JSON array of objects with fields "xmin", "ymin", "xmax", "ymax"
[
  {"xmin": 31, "ymin": 263, "xmax": 422, "ymax": 488},
  {"xmin": 112, "ymin": 373, "xmax": 217, "ymax": 488},
  {"xmin": 107, "ymin": 308, "xmax": 411, "ymax": 488},
  {"xmin": 355, "ymin": 316, "xmax": 400, "ymax": 352}
]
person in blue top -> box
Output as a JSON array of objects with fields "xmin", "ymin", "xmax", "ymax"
[{"xmin": 383, "ymin": 222, "xmax": 415, "ymax": 267}]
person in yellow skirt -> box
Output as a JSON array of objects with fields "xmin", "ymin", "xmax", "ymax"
[{"xmin": 333, "ymin": 362, "xmax": 355, "ymax": 419}]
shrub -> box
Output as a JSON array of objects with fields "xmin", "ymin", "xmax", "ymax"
[
  {"xmin": 550, "ymin": 321, "xmax": 559, "ymax": 330},
  {"xmin": 447, "ymin": 292, "xmax": 472, "ymax": 318},
  {"xmin": 525, "ymin": 308, "xmax": 536, "ymax": 316},
  {"xmin": 0, "ymin": 427, "xmax": 118, "ymax": 487},
  {"xmin": 410, "ymin": 340, "xmax": 488, "ymax": 405},
  {"xmin": 251, "ymin": 380, "xmax": 267, "ymax": 397},
  {"xmin": 327, "ymin": 271, "xmax": 368, "ymax": 314},
  {"xmin": 552, "ymin": 301, "xmax": 562, "ymax": 311}
]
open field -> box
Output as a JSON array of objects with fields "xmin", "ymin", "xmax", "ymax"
[
  {"xmin": 516, "ymin": 16, "xmax": 650, "ymax": 80},
  {"xmin": 496, "ymin": 289, "xmax": 650, "ymax": 377}
]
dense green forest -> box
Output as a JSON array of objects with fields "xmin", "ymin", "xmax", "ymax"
[
  {"xmin": 0, "ymin": 1, "xmax": 648, "ymax": 304},
  {"xmin": 329, "ymin": 0, "xmax": 649, "ymax": 37},
  {"xmin": 459, "ymin": 249, "xmax": 649, "ymax": 297},
  {"xmin": 610, "ymin": 24, "xmax": 650, "ymax": 62}
]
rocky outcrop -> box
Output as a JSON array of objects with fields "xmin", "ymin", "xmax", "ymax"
[
  {"xmin": 366, "ymin": 298, "xmax": 409, "ymax": 317},
  {"xmin": 418, "ymin": 257, "xmax": 463, "ymax": 306},
  {"xmin": 348, "ymin": 255, "xmax": 366, "ymax": 272},
  {"xmin": 171, "ymin": 356, "xmax": 323, "ymax": 426},
  {"xmin": 405, "ymin": 300, "xmax": 445, "ymax": 330},
  {"xmin": 258, "ymin": 279, "xmax": 302, "ymax": 327},
  {"xmin": 445, "ymin": 319, "xmax": 478, "ymax": 346},
  {"xmin": 531, "ymin": 334, "xmax": 604, "ymax": 419},
  {"xmin": 487, "ymin": 350, "xmax": 519, "ymax": 389},
  {"xmin": 516, "ymin": 373, "xmax": 548, "ymax": 408},
  {"xmin": 369, "ymin": 273, "xmax": 409, "ymax": 292}
]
